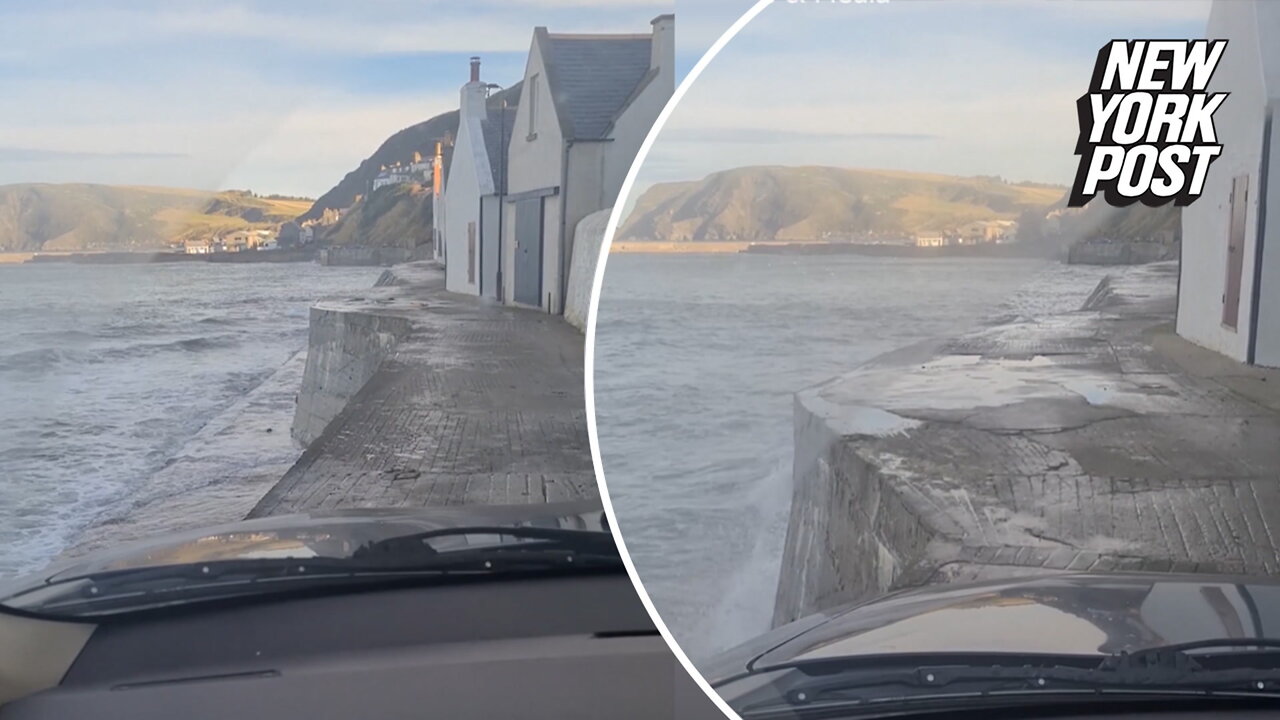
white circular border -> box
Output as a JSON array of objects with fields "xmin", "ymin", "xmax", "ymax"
[{"xmin": 584, "ymin": 1, "xmax": 776, "ymax": 718}]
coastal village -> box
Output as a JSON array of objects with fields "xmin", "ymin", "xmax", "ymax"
[
  {"xmin": 171, "ymin": 12, "xmax": 673, "ymax": 327},
  {"xmin": 62, "ymin": 13, "xmax": 677, "ymax": 552}
]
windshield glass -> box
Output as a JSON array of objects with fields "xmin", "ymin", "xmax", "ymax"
[
  {"xmin": 0, "ymin": 506, "xmax": 614, "ymax": 617},
  {"xmin": 588, "ymin": 0, "xmax": 1280, "ymax": 714},
  {"xmin": 0, "ymin": 0, "xmax": 652, "ymax": 614}
]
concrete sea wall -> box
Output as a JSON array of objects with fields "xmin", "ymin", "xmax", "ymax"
[
  {"xmin": 775, "ymin": 343, "xmax": 945, "ymax": 625},
  {"xmin": 318, "ymin": 245, "xmax": 429, "ymax": 267},
  {"xmin": 1067, "ymin": 239, "xmax": 1180, "ymax": 265},
  {"xmin": 773, "ymin": 262, "xmax": 1280, "ymax": 627},
  {"xmin": 290, "ymin": 269, "xmax": 417, "ymax": 445},
  {"xmin": 772, "ymin": 277, "xmax": 1134, "ymax": 626},
  {"xmin": 564, "ymin": 208, "xmax": 612, "ymax": 332}
]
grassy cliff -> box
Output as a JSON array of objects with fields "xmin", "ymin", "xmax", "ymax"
[
  {"xmin": 320, "ymin": 184, "xmax": 434, "ymax": 248},
  {"xmin": 299, "ymin": 83, "xmax": 520, "ymax": 244},
  {"xmin": 619, "ymin": 167, "xmax": 1065, "ymax": 242},
  {"xmin": 0, "ymin": 184, "xmax": 311, "ymax": 251}
]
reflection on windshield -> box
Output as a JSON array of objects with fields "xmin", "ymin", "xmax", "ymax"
[
  {"xmin": 804, "ymin": 600, "xmax": 1110, "ymax": 659},
  {"xmin": 798, "ymin": 581, "xmax": 1278, "ymax": 662}
]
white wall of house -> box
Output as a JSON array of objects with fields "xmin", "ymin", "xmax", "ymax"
[
  {"xmin": 1178, "ymin": 0, "xmax": 1267, "ymax": 363},
  {"xmin": 562, "ymin": 141, "xmax": 607, "ymax": 309},
  {"xmin": 504, "ymin": 31, "xmax": 565, "ymax": 311},
  {"xmin": 1255, "ymin": 103, "xmax": 1280, "ymax": 366},
  {"xmin": 602, "ymin": 15, "xmax": 675, "ymax": 206},
  {"xmin": 432, "ymin": 190, "xmax": 445, "ymax": 262},
  {"xmin": 501, "ymin": 17, "xmax": 674, "ymax": 315},
  {"xmin": 1250, "ymin": 3, "xmax": 1280, "ymax": 366},
  {"xmin": 444, "ymin": 79, "xmax": 494, "ymax": 296}
]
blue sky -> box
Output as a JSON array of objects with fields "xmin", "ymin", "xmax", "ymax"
[
  {"xmin": 0, "ymin": 0, "xmax": 705, "ymax": 197},
  {"xmin": 0, "ymin": 0, "xmax": 1214, "ymax": 198},
  {"xmin": 634, "ymin": 0, "xmax": 1213, "ymax": 195}
]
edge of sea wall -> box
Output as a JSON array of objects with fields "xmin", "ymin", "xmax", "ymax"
[
  {"xmin": 289, "ymin": 268, "xmax": 415, "ymax": 445},
  {"xmin": 772, "ymin": 273, "xmax": 1121, "ymax": 626}
]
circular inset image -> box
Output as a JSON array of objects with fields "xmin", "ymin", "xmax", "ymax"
[{"xmin": 589, "ymin": 0, "xmax": 1276, "ymax": 715}]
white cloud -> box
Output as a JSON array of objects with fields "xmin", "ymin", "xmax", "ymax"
[
  {"xmin": 0, "ymin": 61, "xmax": 455, "ymax": 196},
  {"xmin": 0, "ymin": 3, "xmax": 672, "ymax": 58},
  {"xmin": 0, "ymin": 0, "xmax": 673, "ymax": 194},
  {"xmin": 627, "ymin": 0, "xmax": 1210, "ymax": 192}
]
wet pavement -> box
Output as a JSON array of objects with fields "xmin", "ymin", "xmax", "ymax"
[
  {"xmin": 776, "ymin": 261, "xmax": 1280, "ymax": 625},
  {"xmin": 249, "ymin": 263, "xmax": 595, "ymax": 517}
]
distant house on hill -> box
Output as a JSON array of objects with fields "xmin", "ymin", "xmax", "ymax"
[
  {"xmin": 319, "ymin": 208, "xmax": 342, "ymax": 225},
  {"xmin": 220, "ymin": 230, "xmax": 257, "ymax": 252},
  {"xmin": 442, "ymin": 57, "xmax": 522, "ymax": 298},
  {"xmin": 372, "ymin": 165, "xmax": 413, "ymax": 192},
  {"xmin": 372, "ymin": 153, "xmax": 433, "ymax": 193},
  {"xmin": 1178, "ymin": 0, "xmax": 1280, "ymax": 367},
  {"xmin": 184, "ymin": 238, "xmax": 215, "ymax": 254},
  {"xmin": 500, "ymin": 14, "xmax": 675, "ymax": 313},
  {"xmin": 956, "ymin": 220, "xmax": 1013, "ymax": 244}
]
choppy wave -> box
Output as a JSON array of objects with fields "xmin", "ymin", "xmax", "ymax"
[
  {"xmin": 0, "ymin": 261, "xmax": 382, "ymax": 577},
  {"xmin": 0, "ymin": 347, "xmax": 98, "ymax": 370},
  {"xmin": 593, "ymin": 254, "xmax": 1108, "ymax": 664},
  {"xmin": 0, "ymin": 334, "xmax": 247, "ymax": 374}
]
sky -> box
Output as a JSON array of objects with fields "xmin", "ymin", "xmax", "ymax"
[
  {"xmin": 633, "ymin": 0, "xmax": 1213, "ymax": 197},
  {"xmin": 0, "ymin": 0, "xmax": 711, "ymax": 198},
  {"xmin": 0, "ymin": 0, "xmax": 1215, "ymax": 200}
]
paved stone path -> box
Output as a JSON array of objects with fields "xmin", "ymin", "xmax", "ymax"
[
  {"xmin": 777, "ymin": 262, "xmax": 1280, "ymax": 624},
  {"xmin": 249, "ymin": 264, "xmax": 594, "ymax": 517}
]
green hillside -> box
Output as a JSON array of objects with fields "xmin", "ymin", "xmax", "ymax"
[
  {"xmin": 619, "ymin": 166, "xmax": 1066, "ymax": 242},
  {"xmin": 0, "ymin": 184, "xmax": 312, "ymax": 251},
  {"xmin": 300, "ymin": 82, "xmax": 521, "ymax": 224},
  {"xmin": 320, "ymin": 184, "xmax": 434, "ymax": 249}
]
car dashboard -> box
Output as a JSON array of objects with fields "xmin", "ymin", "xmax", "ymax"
[{"xmin": 0, "ymin": 573, "xmax": 719, "ymax": 719}]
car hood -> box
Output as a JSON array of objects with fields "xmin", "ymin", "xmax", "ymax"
[
  {"xmin": 0, "ymin": 500, "xmax": 609, "ymax": 597},
  {"xmin": 709, "ymin": 572, "xmax": 1280, "ymax": 683}
]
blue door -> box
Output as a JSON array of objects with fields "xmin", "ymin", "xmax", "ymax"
[{"xmin": 514, "ymin": 197, "xmax": 543, "ymax": 307}]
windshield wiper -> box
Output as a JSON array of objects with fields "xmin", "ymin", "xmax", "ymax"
[
  {"xmin": 745, "ymin": 641, "xmax": 1280, "ymax": 717},
  {"xmin": 350, "ymin": 525, "xmax": 620, "ymax": 565},
  {"xmin": 4, "ymin": 527, "xmax": 621, "ymax": 614}
]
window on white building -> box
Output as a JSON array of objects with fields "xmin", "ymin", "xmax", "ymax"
[{"xmin": 527, "ymin": 74, "xmax": 539, "ymax": 140}]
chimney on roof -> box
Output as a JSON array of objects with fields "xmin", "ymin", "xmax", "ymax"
[
  {"xmin": 650, "ymin": 14, "xmax": 674, "ymax": 80},
  {"xmin": 461, "ymin": 56, "xmax": 486, "ymax": 122}
]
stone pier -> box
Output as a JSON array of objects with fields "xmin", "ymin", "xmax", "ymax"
[
  {"xmin": 250, "ymin": 262, "xmax": 594, "ymax": 516},
  {"xmin": 775, "ymin": 261, "xmax": 1280, "ymax": 626}
]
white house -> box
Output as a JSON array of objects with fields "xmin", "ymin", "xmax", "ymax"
[
  {"xmin": 442, "ymin": 57, "xmax": 521, "ymax": 298},
  {"xmin": 372, "ymin": 166, "xmax": 412, "ymax": 191},
  {"xmin": 501, "ymin": 14, "xmax": 675, "ymax": 313},
  {"xmin": 1179, "ymin": 0, "xmax": 1280, "ymax": 366}
]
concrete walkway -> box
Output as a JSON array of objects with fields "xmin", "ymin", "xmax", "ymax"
[
  {"xmin": 775, "ymin": 261, "xmax": 1280, "ymax": 625},
  {"xmin": 249, "ymin": 263, "xmax": 594, "ymax": 517}
]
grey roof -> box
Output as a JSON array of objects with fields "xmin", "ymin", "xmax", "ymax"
[
  {"xmin": 541, "ymin": 33, "xmax": 653, "ymax": 140},
  {"xmin": 480, "ymin": 81, "xmax": 522, "ymax": 193}
]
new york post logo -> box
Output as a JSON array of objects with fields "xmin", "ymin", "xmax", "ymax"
[{"xmin": 1068, "ymin": 39, "xmax": 1228, "ymax": 208}]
